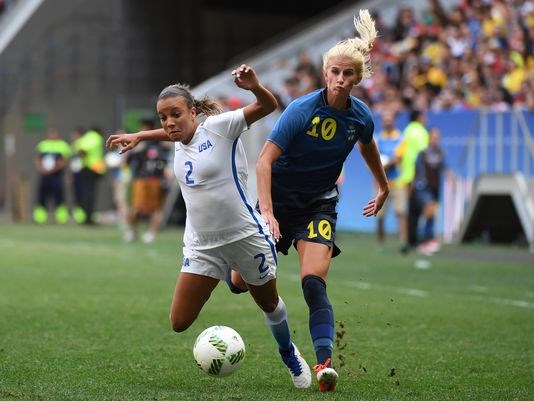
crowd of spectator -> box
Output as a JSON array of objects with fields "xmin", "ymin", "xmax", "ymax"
[{"xmin": 273, "ymin": 0, "xmax": 534, "ymax": 114}]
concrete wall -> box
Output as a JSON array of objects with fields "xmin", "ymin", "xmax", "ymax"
[{"xmin": 0, "ymin": 0, "xmax": 310, "ymax": 220}]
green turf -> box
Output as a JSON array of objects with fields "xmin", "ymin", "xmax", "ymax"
[{"xmin": 1, "ymin": 222, "xmax": 533, "ymax": 400}]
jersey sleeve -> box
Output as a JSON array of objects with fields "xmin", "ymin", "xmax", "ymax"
[
  {"xmin": 267, "ymin": 101, "xmax": 305, "ymax": 151},
  {"xmin": 203, "ymin": 109, "xmax": 248, "ymax": 141}
]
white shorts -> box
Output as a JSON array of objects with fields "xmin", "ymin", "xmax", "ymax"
[{"xmin": 181, "ymin": 232, "xmax": 277, "ymax": 286}]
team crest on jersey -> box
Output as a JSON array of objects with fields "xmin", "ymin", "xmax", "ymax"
[
  {"xmin": 198, "ymin": 140, "xmax": 213, "ymax": 152},
  {"xmin": 347, "ymin": 125, "xmax": 356, "ymax": 141}
]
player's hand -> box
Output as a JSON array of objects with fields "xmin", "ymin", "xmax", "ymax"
[
  {"xmin": 262, "ymin": 211, "xmax": 281, "ymax": 242},
  {"xmin": 106, "ymin": 133, "xmax": 140, "ymax": 154},
  {"xmin": 362, "ymin": 198, "xmax": 378, "ymax": 217},
  {"xmin": 362, "ymin": 187, "xmax": 389, "ymax": 217},
  {"xmin": 231, "ymin": 64, "xmax": 259, "ymax": 91}
]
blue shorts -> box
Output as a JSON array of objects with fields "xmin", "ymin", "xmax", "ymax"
[
  {"xmin": 414, "ymin": 187, "xmax": 439, "ymax": 207},
  {"xmin": 272, "ymin": 198, "xmax": 341, "ymax": 258}
]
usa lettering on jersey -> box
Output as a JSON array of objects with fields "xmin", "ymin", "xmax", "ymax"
[{"xmin": 198, "ymin": 140, "xmax": 213, "ymax": 153}]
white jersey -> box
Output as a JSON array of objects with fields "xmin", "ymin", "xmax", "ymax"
[{"xmin": 174, "ymin": 108, "xmax": 266, "ymax": 249}]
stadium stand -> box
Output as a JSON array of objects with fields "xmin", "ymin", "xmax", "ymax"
[
  {"xmin": 2, "ymin": 0, "xmax": 534, "ymax": 246},
  {"xmin": 185, "ymin": 0, "xmax": 534, "ymax": 245}
]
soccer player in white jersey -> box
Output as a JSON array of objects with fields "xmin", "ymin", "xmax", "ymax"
[{"xmin": 106, "ymin": 64, "xmax": 311, "ymax": 389}]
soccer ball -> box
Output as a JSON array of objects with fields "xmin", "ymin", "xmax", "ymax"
[{"xmin": 193, "ymin": 325, "xmax": 246, "ymax": 377}]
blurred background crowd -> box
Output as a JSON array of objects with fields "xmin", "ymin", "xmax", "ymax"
[
  {"xmin": 263, "ymin": 0, "xmax": 534, "ymax": 115},
  {"xmin": 1, "ymin": 0, "xmax": 533, "ymax": 248}
]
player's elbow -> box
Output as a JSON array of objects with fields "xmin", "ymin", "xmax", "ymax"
[
  {"xmin": 256, "ymin": 158, "xmax": 269, "ymax": 178},
  {"xmin": 265, "ymin": 98, "xmax": 278, "ymax": 114},
  {"xmin": 257, "ymin": 101, "xmax": 277, "ymax": 119}
]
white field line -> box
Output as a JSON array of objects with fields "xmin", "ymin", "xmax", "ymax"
[
  {"xmin": 0, "ymin": 239, "xmax": 176, "ymax": 265},
  {"xmin": 342, "ymin": 280, "xmax": 430, "ymax": 297},
  {"xmin": 286, "ymin": 274, "xmax": 534, "ymax": 308},
  {"xmin": 286, "ymin": 274, "xmax": 429, "ymax": 297},
  {"xmin": 466, "ymin": 295, "xmax": 534, "ymax": 309},
  {"xmin": 0, "ymin": 239, "xmax": 16, "ymax": 247},
  {"xmin": 466, "ymin": 285, "xmax": 489, "ymax": 293}
]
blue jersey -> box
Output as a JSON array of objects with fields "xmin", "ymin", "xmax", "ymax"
[
  {"xmin": 268, "ymin": 88, "xmax": 374, "ymax": 208},
  {"xmin": 376, "ymin": 128, "xmax": 402, "ymax": 181}
]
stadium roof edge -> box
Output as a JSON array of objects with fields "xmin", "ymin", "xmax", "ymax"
[{"xmin": 0, "ymin": 0, "xmax": 45, "ymax": 56}]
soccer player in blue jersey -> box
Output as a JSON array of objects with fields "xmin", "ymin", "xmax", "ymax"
[
  {"xmin": 106, "ymin": 65, "xmax": 312, "ymax": 389},
  {"xmin": 227, "ymin": 10, "xmax": 389, "ymax": 391}
]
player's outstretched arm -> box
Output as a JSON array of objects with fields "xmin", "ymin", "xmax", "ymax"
[{"xmin": 106, "ymin": 128, "xmax": 168, "ymax": 153}]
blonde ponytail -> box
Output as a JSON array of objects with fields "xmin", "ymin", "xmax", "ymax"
[{"xmin": 322, "ymin": 9, "xmax": 378, "ymax": 81}]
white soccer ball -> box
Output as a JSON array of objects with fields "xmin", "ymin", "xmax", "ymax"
[{"xmin": 193, "ymin": 325, "xmax": 246, "ymax": 377}]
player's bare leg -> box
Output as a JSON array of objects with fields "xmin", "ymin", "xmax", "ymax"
[{"xmin": 169, "ymin": 272, "xmax": 219, "ymax": 332}]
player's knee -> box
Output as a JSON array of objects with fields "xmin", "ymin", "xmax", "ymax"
[
  {"xmin": 248, "ymin": 283, "xmax": 279, "ymax": 313},
  {"xmin": 302, "ymin": 274, "xmax": 326, "ymax": 292},
  {"xmin": 170, "ymin": 314, "xmax": 193, "ymax": 333},
  {"xmin": 228, "ymin": 282, "xmax": 248, "ymax": 294}
]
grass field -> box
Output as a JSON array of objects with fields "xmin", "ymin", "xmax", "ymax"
[{"xmin": 1, "ymin": 222, "xmax": 533, "ymax": 401}]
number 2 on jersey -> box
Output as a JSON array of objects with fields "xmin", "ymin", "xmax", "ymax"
[
  {"xmin": 255, "ymin": 253, "xmax": 269, "ymax": 279},
  {"xmin": 185, "ymin": 161, "xmax": 194, "ymax": 184}
]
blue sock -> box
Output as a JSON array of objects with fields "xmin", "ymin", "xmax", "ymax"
[
  {"xmin": 424, "ymin": 217, "xmax": 434, "ymax": 241},
  {"xmin": 264, "ymin": 297, "xmax": 292, "ymax": 352},
  {"xmin": 302, "ymin": 275, "xmax": 334, "ymax": 365}
]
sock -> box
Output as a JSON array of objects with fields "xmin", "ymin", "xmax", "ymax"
[
  {"xmin": 302, "ymin": 275, "xmax": 334, "ymax": 365},
  {"xmin": 263, "ymin": 297, "xmax": 292, "ymax": 352},
  {"xmin": 224, "ymin": 268, "xmax": 248, "ymax": 294},
  {"xmin": 424, "ymin": 217, "xmax": 434, "ymax": 241}
]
